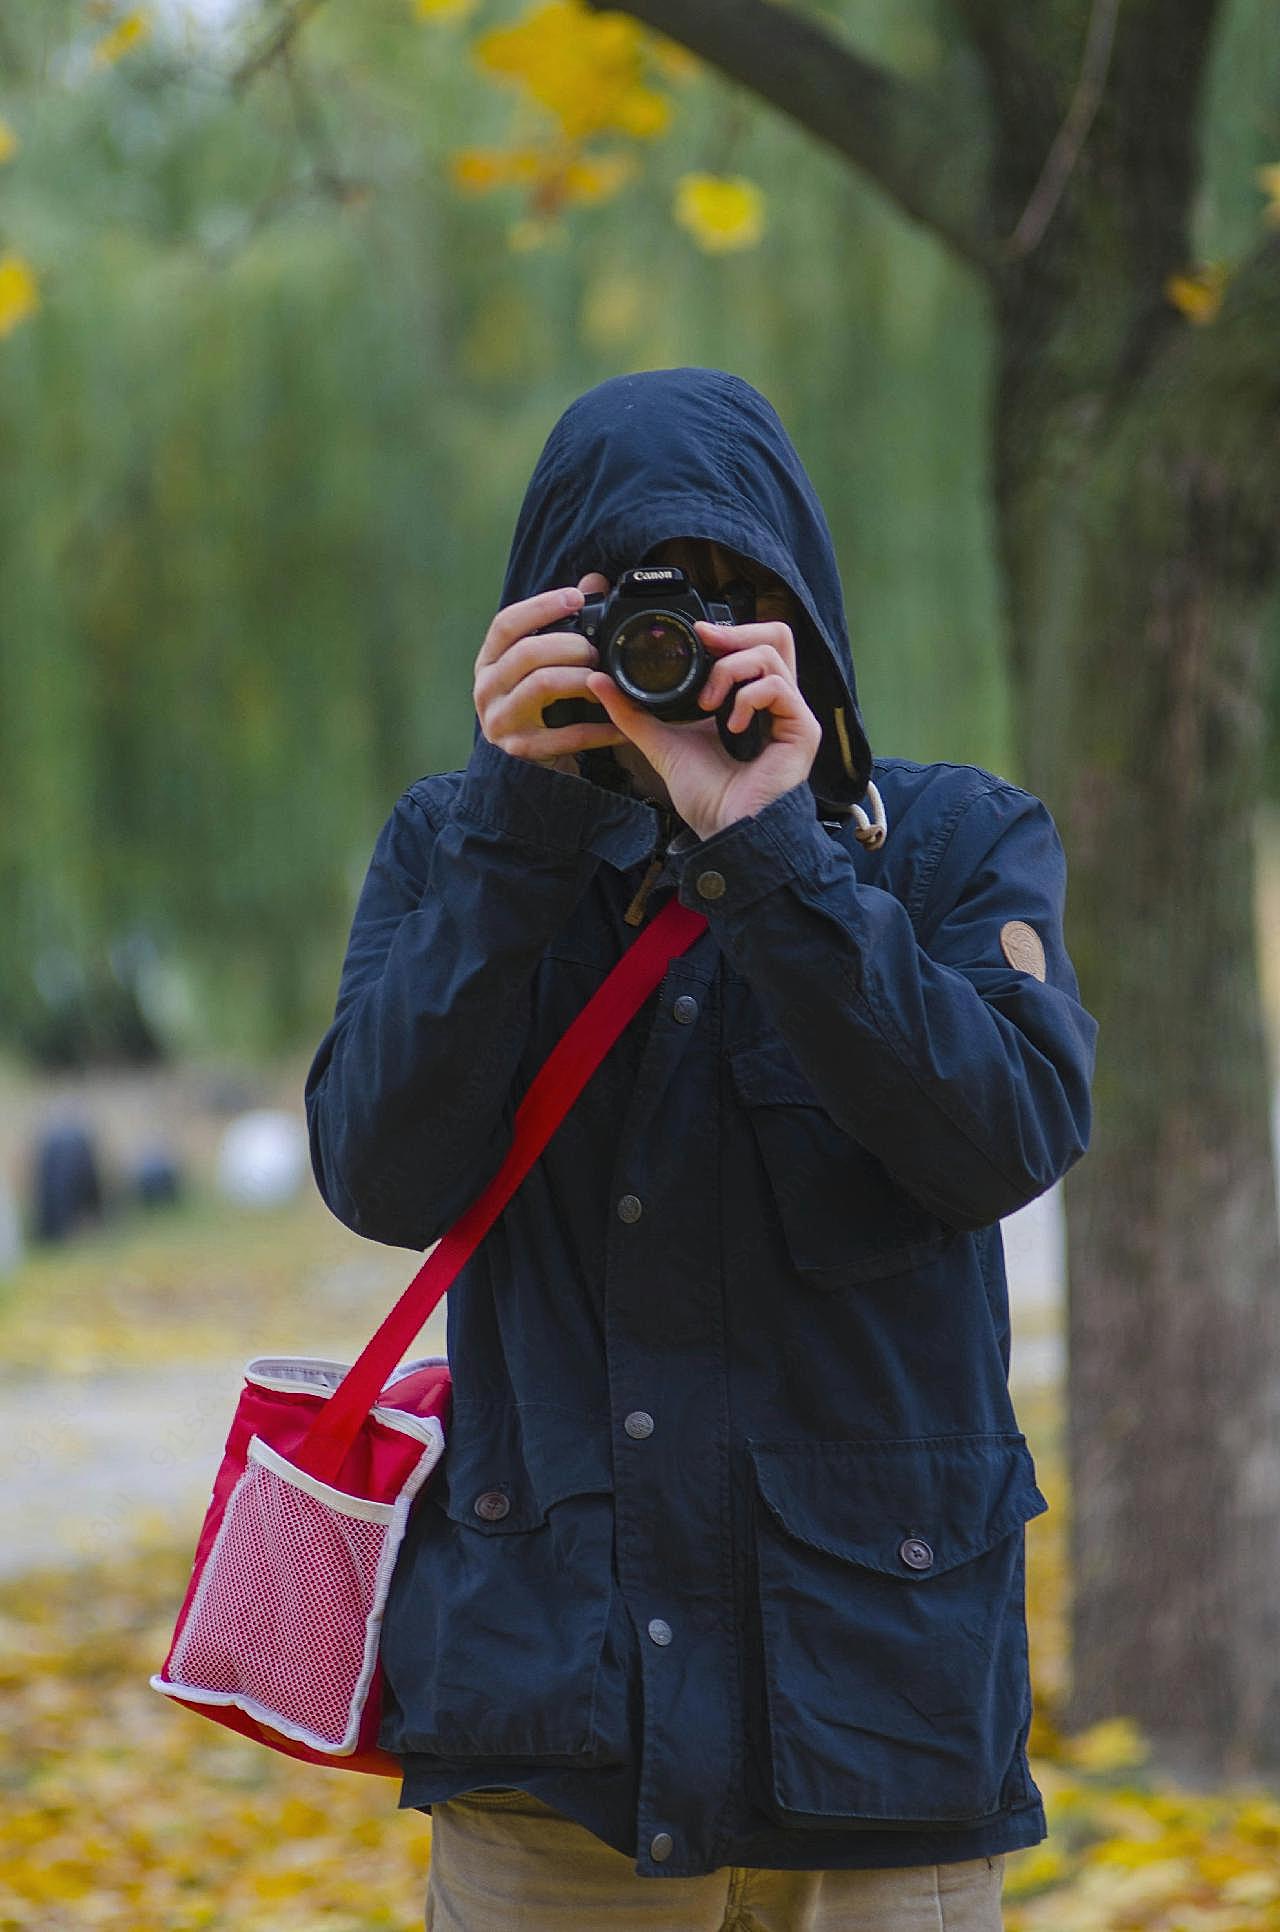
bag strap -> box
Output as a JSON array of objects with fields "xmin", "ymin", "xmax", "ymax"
[{"xmin": 296, "ymin": 893, "xmax": 709, "ymax": 1481}]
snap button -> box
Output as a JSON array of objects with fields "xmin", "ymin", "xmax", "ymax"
[
  {"xmin": 624, "ymin": 1410, "xmax": 655, "ymax": 1439},
  {"xmin": 474, "ymin": 1490, "xmax": 511, "ymax": 1522},
  {"xmin": 616, "ymin": 1194, "xmax": 643, "ymax": 1224},
  {"xmin": 672, "ymin": 994, "xmax": 698, "ymax": 1024},
  {"xmin": 899, "ymin": 1536, "xmax": 934, "ymax": 1570},
  {"xmin": 647, "ymin": 1618, "xmax": 673, "ymax": 1646},
  {"xmin": 649, "ymin": 1832, "xmax": 674, "ymax": 1863},
  {"xmin": 695, "ymin": 869, "xmax": 726, "ymax": 901}
]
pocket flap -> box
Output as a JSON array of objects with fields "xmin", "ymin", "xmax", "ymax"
[
  {"xmin": 433, "ymin": 1410, "xmax": 613, "ymax": 1534},
  {"xmin": 730, "ymin": 1038, "xmax": 824, "ymax": 1109},
  {"xmin": 728, "ymin": 1041, "xmax": 951, "ymax": 1286},
  {"xmin": 748, "ymin": 1434, "xmax": 1047, "ymax": 1576},
  {"xmin": 433, "ymin": 1455, "xmax": 545, "ymax": 1534}
]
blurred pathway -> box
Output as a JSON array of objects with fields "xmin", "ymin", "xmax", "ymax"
[{"xmin": 0, "ymin": 1303, "xmax": 448, "ymax": 1583}]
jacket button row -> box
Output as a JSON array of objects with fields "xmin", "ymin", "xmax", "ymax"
[
  {"xmin": 649, "ymin": 1832, "xmax": 674, "ymax": 1863},
  {"xmin": 617, "ymin": 1194, "xmax": 643, "ymax": 1224},
  {"xmin": 899, "ymin": 1536, "xmax": 934, "ymax": 1570},
  {"xmin": 474, "ymin": 1491, "xmax": 510, "ymax": 1522},
  {"xmin": 624, "ymin": 1410, "xmax": 655, "ymax": 1439},
  {"xmin": 672, "ymin": 994, "xmax": 699, "ymax": 1024},
  {"xmin": 647, "ymin": 1618, "xmax": 673, "ymax": 1646},
  {"xmin": 695, "ymin": 869, "xmax": 726, "ymax": 901}
]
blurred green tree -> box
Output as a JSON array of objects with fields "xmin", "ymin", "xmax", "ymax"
[{"xmin": 0, "ymin": 0, "xmax": 1008, "ymax": 1057}]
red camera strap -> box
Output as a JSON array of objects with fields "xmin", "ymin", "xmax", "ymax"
[{"xmin": 297, "ymin": 893, "xmax": 709, "ymax": 1481}]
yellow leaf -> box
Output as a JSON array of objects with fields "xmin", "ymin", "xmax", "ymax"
[
  {"xmin": 1058, "ymin": 1715, "xmax": 1151, "ymax": 1773},
  {"xmin": 1234, "ymin": 1796, "xmax": 1280, "ymax": 1846},
  {"xmin": 93, "ymin": 9, "xmax": 151, "ymax": 66},
  {"xmin": 0, "ymin": 118, "xmax": 19, "ymax": 165},
  {"xmin": 451, "ymin": 139, "xmax": 629, "ymax": 213},
  {"xmin": 1164, "ymin": 261, "xmax": 1229, "ymax": 324},
  {"xmin": 1089, "ymin": 1834, "xmax": 1190, "ymax": 1869},
  {"xmin": 674, "ymin": 172, "xmax": 766, "ymax": 253},
  {"xmin": 611, "ymin": 87, "xmax": 671, "ymax": 139},
  {"xmin": 1004, "ymin": 1843, "xmax": 1071, "ymax": 1898},
  {"xmin": 450, "ymin": 146, "xmax": 542, "ymax": 191},
  {"xmin": 451, "ymin": 148, "xmax": 505, "ymax": 191},
  {"xmin": 415, "ymin": 0, "xmax": 476, "ymax": 16},
  {"xmin": 476, "ymin": 1, "xmax": 670, "ymax": 147},
  {"xmin": 0, "ymin": 253, "xmax": 39, "ymax": 338},
  {"xmin": 561, "ymin": 151, "xmax": 634, "ymax": 204}
]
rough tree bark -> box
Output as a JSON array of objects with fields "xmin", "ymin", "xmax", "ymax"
[{"xmin": 595, "ymin": 0, "xmax": 1280, "ymax": 1778}]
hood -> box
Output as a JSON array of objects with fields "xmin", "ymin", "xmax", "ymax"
[{"xmin": 488, "ymin": 366, "xmax": 873, "ymax": 814}]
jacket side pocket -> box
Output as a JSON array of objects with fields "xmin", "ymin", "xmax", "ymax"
[
  {"xmin": 378, "ymin": 1427, "xmax": 616, "ymax": 1763},
  {"xmin": 748, "ymin": 1432, "xmax": 1047, "ymax": 1826}
]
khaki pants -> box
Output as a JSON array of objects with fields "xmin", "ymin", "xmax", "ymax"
[{"xmin": 425, "ymin": 1790, "xmax": 1006, "ymax": 1931}]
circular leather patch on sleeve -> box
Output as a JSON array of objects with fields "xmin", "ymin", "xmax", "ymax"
[{"xmin": 1000, "ymin": 920, "xmax": 1046, "ymax": 980}]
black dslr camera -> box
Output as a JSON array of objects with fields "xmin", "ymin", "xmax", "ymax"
[{"xmin": 539, "ymin": 564, "xmax": 767, "ymax": 762}]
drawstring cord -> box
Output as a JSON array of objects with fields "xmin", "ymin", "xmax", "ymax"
[
  {"xmin": 849, "ymin": 780, "xmax": 888, "ymax": 851},
  {"xmin": 624, "ymin": 856, "xmax": 665, "ymax": 928}
]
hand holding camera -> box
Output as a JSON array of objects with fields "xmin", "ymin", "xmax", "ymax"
[
  {"xmin": 574, "ymin": 565, "xmax": 823, "ymax": 843},
  {"xmin": 537, "ymin": 565, "xmax": 770, "ymax": 765},
  {"xmin": 473, "ymin": 579, "xmax": 629, "ymax": 772},
  {"xmin": 474, "ymin": 562, "xmax": 821, "ymax": 841}
]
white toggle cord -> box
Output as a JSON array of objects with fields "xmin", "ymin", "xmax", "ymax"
[
  {"xmin": 830, "ymin": 706, "xmax": 888, "ymax": 852},
  {"xmin": 850, "ymin": 780, "xmax": 888, "ymax": 851}
]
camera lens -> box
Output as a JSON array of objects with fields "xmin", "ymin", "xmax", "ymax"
[{"xmin": 611, "ymin": 613, "xmax": 698, "ymax": 697}]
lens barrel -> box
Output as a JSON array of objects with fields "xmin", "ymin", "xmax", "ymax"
[{"xmin": 607, "ymin": 610, "xmax": 706, "ymax": 712}]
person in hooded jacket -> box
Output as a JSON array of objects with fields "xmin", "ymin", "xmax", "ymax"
[{"xmin": 304, "ymin": 367, "xmax": 1098, "ymax": 1930}]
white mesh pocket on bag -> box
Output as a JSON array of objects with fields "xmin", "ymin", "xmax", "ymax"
[{"xmin": 166, "ymin": 1439, "xmax": 400, "ymax": 1753}]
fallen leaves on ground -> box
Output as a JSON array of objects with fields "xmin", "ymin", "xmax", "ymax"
[
  {"xmin": 1008, "ymin": 1391, "xmax": 1280, "ymax": 1930},
  {"xmin": 3, "ymin": 1206, "xmax": 1280, "ymax": 1926},
  {"xmin": 0, "ymin": 1537, "xmax": 430, "ymax": 1930}
]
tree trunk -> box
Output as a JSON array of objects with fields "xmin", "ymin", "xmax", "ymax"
[
  {"xmin": 609, "ymin": 0, "xmax": 1280, "ymax": 1779},
  {"xmin": 995, "ymin": 371, "xmax": 1280, "ymax": 1777}
]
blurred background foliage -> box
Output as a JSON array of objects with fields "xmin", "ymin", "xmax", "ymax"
[{"xmin": 0, "ymin": 0, "xmax": 1277, "ymax": 1068}]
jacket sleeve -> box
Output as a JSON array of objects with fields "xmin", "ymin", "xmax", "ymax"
[
  {"xmin": 673, "ymin": 776, "xmax": 1097, "ymax": 1230},
  {"xmin": 304, "ymin": 735, "xmax": 658, "ymax": 1249}
]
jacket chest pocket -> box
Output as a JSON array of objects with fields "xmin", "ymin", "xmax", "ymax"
[
  {"xmin": 730, "ymin": 1040, "xmax": 952, "ymax": 1287},
  {"xmin": 378, "ymin": 1430, "xmax": 617, "ymax": 1764},
  {"xmin": 748, "ymin": 1434, "xmax": 1047, "ymax": 1827}
]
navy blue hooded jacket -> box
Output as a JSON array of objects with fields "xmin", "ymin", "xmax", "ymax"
[{"xmin": 304, "ymin": 367, "xmax": 1097, "ymax": 1880}]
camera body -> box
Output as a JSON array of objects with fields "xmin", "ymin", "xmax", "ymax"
[{"xmin": 539, "ymin": 564, "xmax": 766, "ymax": 762}]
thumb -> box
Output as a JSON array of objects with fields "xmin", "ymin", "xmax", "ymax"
[{"xmin": 585, "ymin": 671, "xmax": 665, "ymax": 759}]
